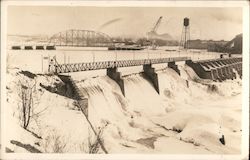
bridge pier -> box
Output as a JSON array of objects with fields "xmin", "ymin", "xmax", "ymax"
[
  {"xmin": 211, "ymin": 69, "xmax": 219, "ymax": 81},
  {"xmin": 107, "ymin": 67, "xmax": 125, "ymax": 96},
  {"xmin": 226, "ymin": 66, "xmax": 235, "ymax": 80},
  {"xmin": 222, "ymin": 67, "xmax": 229, "ymax": 79},
  {"xmin": 168, "ymin": 62, "xmax": 180, "ymax": 75},
  {"xmin": 224, "ymin": 66, "xmax": 231, "ymax": 79},
  {"xmin": 12, "ymin": 46, "xmax": 21, "ymax": 50},
  {"xmin": 143, "ymin": 64, "xmax": 160, "ymax": 94},
  {"xmin": 58, "ymin": 75, "xmax": 88, "ymax": 117},
  {"xmin": 231, "ymin": 66, "xmax": 237, "ymax": 79},
  {"xmin": 36, "ymin": 45, "xmax": 45, "ymax": 50},
  {"xmin": 235, "ymin": 63, "xmax": 242, "ymax": 78},
  {"xmin": 186, "ymin": 60, "xmax": 213, "ymax": 79},
  {"xmin": 219, "ymin": 68, "xmax": 227, "ymax": 81}
]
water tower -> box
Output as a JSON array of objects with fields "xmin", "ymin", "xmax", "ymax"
[{"xmin": 180, "ymin": 17, "xmax": 190, "ymax": 49}]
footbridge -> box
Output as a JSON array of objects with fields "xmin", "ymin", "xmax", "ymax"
[
  {"xmin": 55, "ymin": 56, "xmax": 242, "ymax": 118},
  {"xmin": 54, "ymin": 57, "xmax": 189, "ymax": 74},
  {"xmin": 53, "ymin": 56, "xmax": 242, "ymax": 97},
  {"xmin": 53, "ymin": 56, "xmax": 190, "ymax": 96}
]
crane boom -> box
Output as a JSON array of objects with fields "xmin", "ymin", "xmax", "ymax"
[
  {"xmin": 151, "ymin": 16, "xmax": 162, "ymax": 32},
  {"xmin": 146, "ymin": 16, "xmax": 163, "ymax": 50}
]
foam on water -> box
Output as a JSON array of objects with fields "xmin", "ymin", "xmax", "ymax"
[{"xmin": 74, "ymin": 65, "xmax": 242, "ymax": 153}]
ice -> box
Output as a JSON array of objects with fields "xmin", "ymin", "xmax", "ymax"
[
  {"xmin": 70, "ymin": 66, "xmax": 242, "ymax": 154},
  {"xmin": 4, "ymin": 36, "xmax": 242, "ymax": 154}
]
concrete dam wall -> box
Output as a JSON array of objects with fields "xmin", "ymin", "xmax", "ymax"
[
  {"xmin": 58, "ymin": 57, "xmax": 242, "ymax": 119},
  {"xmin": 185, "ymin": 57, "xmax": 242, "ymax": 81}
]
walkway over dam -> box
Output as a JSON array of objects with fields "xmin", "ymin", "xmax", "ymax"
[
  {"xmin": 54, "ymin": 57, "xmax": 189, "ymax": 74},
  {"xmin": 56, "ymin": 56, "xmax": 242, "ymax": 118},
  {"xmin": 55, "ymin": 56, "xmax": 242, "ymax": 97},
  {"xmin": 54, "ymin": 56, "xmax": 189, "ymax": 96}
]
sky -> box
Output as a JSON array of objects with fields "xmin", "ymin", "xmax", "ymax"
[{"xmin": 7, "ymin": 6, "xmax": 242, "ymax": 41}]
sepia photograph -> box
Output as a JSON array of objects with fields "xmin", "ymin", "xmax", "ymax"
[{"xmin": 1, "ymin": 1, "xmax": 249, "ymax": 160}]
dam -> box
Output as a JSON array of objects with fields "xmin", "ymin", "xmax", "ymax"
[{"xmin": 54, "ymin": 56, "xmax": 242, "ymax": 118}]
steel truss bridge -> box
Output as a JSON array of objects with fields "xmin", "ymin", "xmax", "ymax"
[
  {"xmin": 53, "ymin": 57, "xmax": 190, "ymax": 74},
  {"xmin": 48, "ymin": 29, "xmax": 113, "ymax": 47}
]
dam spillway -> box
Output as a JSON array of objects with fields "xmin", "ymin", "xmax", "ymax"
[
  {"xmin": 57, "ymin": 56, "xmax": 242, "ymax": 120},
  {"xmin": 186, "ymin": 57, "xmax": 242, "ymax": 81}
]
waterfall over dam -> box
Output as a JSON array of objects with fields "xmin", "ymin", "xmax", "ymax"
[{"xmin": 64, "ymin": 63, "xmax": 242, "ymax": 153}]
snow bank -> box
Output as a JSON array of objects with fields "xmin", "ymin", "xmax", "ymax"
[
  {"xmin": 6, "ymin": 69, "xmax": 90, "ymax": 153},
  {"xmin": 150, "ymin": 67, "xmax": 242, "ymax": 154}
]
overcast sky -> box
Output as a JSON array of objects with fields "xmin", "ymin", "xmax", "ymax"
[{"xmin": 7, "ymin": 6, "xmax": 242, "ymax": 41}]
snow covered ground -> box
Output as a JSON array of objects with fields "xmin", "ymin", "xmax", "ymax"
[
  {"xmin": 5, "ymin": 69, "xmax": 91, "ymax": 153},
  {"xmin": 3, "ymin": 36, "xmax": 243, "ymax": 157}
]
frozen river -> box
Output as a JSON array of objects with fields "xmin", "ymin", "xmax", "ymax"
[{"xmin": 7, "ymin": 46, "xmax": 229, "ymax": 74}]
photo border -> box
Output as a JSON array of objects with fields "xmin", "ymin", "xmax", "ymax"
[{"xmin": 1, "ymin": 1, "xmax": 249, "ymax": 160}]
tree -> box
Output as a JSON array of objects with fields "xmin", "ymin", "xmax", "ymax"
[
  {"xmin": 79, "ymin": 127, "xmax": 106, "ymax": 154},
  {"xmin": 19, "ymin": 83, "xmax": 35, "ymax": 129},
  {"xmin": 42, "ymin": 131, "xmax": 67, "ymax": 153},
  {"xmin": 88, "ymin": 129, "xmax": 104, "ymax": 153},
  {"xmin": 17, "ymin": 79, "xmax": 40, "ymax": 130}
]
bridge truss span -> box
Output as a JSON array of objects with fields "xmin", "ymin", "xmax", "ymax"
[
  {"xmin": 54, "ymin": 57, "xmax": 190, "ymax": 74},
  {"xmin": 48, "ymin": 29, "xmax": 113, "ymax": 47}
]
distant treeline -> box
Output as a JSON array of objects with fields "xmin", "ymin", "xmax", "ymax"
[{"xmin": 112, "ymin": 37, "xmax": 179, "ymax": 46}]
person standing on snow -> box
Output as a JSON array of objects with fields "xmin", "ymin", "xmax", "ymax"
[{"xmin": 49, "ymin": 59, "xmax": 55, "ymax": 74}]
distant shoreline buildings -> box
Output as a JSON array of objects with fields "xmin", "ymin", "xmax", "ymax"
[{"xmin": 187, "ymin": 34, "xmax": 242, "ymax": 54}]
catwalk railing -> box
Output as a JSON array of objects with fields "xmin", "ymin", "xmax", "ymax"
[{"xmin": 53, "ymin": 57, "xmax": 190, "ymax": 74}]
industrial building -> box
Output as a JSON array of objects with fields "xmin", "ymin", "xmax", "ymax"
[{"xmin": 187, "ymin": 34, "xmax": 242, "ymax": 54}]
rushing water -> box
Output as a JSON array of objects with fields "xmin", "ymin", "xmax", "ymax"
[{"xmin": 73, "ymin": 64, "xmax": 242, "ymax": 153}]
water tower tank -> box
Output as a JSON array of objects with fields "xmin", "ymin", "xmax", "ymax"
[{"xmin": 184, "ymin": 18, "xmax": 189, "ymax": 27}]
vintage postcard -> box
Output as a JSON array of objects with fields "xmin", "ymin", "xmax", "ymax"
[{"xmin": 1, "ymin": 1, "xmax": 249, "ymax": 160}]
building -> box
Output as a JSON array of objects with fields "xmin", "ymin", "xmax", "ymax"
[{"xmin": 188, "ymin": 39, "xmax": 227, "ymax": 50}]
